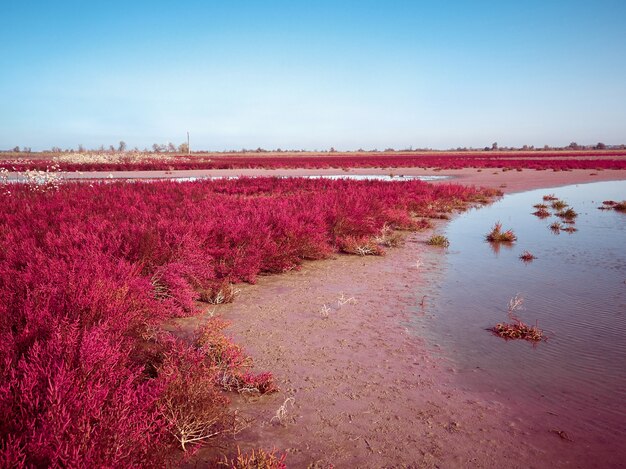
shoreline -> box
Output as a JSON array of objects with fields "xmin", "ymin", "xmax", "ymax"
[{"xmin": 168, "ymin": 171, "xmax": 625, "ymax": 467}]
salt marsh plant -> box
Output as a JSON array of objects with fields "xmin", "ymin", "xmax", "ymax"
[
  {"xmin": 485, "ymin": 222, "xmax": 517, "ymax": 243},
  {"xmin": 532, "ymin": 208, "xmax": 550, "ymax": 218},
  {"xmin": 0, "ymin": 177, "xmax": 494, "ymax": 465},
  {"xmin": 551, "ymin": 200, "xmax": 568, "ymax": 210},
  {"xmin": 225, "ymin": 447, "xmax": 287, "ymax": 469},
  {"xmin": 426, "ymin": 234, "xmax": 450, "ymax": 247},
  {"xmin": 519, "ymin": 251, "xmax": 537, "ymax": 262},
  {"xmin": 556, "ymin": 208, "xmax": 578, "ymax": 220},
  {"xmin": 491, "ymin": 294, "xmax": 544, "ymax": 342},
  {"xmin": 550, "ymin": 221, "xmax": 563, "ymax": 233}
]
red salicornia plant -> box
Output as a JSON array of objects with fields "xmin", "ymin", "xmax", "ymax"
[
  {"xmin": 491, "ymin": 294, "xmax": 544, "ymax": 342},
  {"xmin": 519, "ymin": 251, "xmax": 536, "ymax": 262},
  {"xmin": 0, "ymin": 177, "xmax": 495, "ymax": 466},
  {"xmin": 485, "ymin": 222, "xmax": 517, "ymax": 242}
]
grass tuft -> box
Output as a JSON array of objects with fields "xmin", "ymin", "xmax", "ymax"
[
  {"xmin": 549, "ymin": 221, "xmax": 563, "ymax": 232},
  {"xmin": 556, "ymin": 208, "xmax": 578, "ymax": 220},
  {"xmin": 224, "ymin": 447, "xmax": 287, "ymax": 469},
  {"xmin": 532, "ymin": 208, "xmax": 550, "ymax": 218},
  {"xmin": 551, "ymin": 200, "xmax": 568, "ymax": 210},
  {"xmin": 519, "ymin": 251, "xmax": 536, "ymax": 262},
  {"xmin": 485, "ymin": 222, "xmax": 517, "ymax": 242},
  {"xmin": 426, "ymin": 234, "xmax": 450, "ymax": 248},
  {"xmin": 491, "ymin": 294, "xmax": 544, "ymax": 342}
]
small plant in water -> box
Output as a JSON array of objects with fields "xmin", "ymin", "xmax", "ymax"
[
  {"xmin": 613, "ymin": 201, "xmax": 626, "ymax": 212},
  {"xmin": 533, "ymin": 203, "xmax": 548, "ymax": 209},
  {"xmin": 551, "ymin": 200, "xmax": 568, "ymax": 210},
  {"xmin": 543, "ymin": 194, "xmax": 558, "ymax": 201},
  {"xmin": 556, "ymin": 208, "xmax": 578, "ymax": 220},
  {"xmin": 549, "ymin": 221, "xmax": 563, "ymax": 233},
  {"xmin": 532, "ymin": 208, "xmax": 550, "ymax": 218},
  {"xmin": 519, "ymin": 251, "xmax": 536, "ymax": 262},
  {"xmin": 426, "ymin": 234, "xmax": 450, "ymax": 247},
  {"xmin": 491, "ymin": 294, "xmax": 544, "ymax": 342},
  {"xmin": 485, "ymin": 222, "xmax": 517, "ymax": 242}
]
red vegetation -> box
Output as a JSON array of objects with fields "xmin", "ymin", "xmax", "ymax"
[
  {"xmin": 2, "ymin": 150, "xmax": 626, "ymax": 172},
  {"xmin": 491, "ymin": 295, "xmax": 544, "ymax": 342},
  {"xmin": 532, "ymin": 208, "xmax": 550, "ymax": 218},
  {"xmin": 0, "ymin": 177, "xmax": 494, "ymax": 466},
  {"xmin": 485, "ymin": 222, "xmax": 517, "ymax": 242},
  {"xmin": 225, "ymin": 447, "xmax": 287, "ymax": 469},
  {"xmin": 519, "ymin": 251, "xmax": 537, "ymax": 262}
]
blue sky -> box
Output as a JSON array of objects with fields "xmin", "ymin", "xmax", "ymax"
[{"xmin": 1, "ymin": 0, "xmax": 625, "ymax": 151}]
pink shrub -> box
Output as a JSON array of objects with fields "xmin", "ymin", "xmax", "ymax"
[
  {"xmin": 0, "ymin": 177, "xmax": 494, "ymax": 464},
  {"xmin": 3, "ymin": 149, "xmax": 626, "ymax": 172}
]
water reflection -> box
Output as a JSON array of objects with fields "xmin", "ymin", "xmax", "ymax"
[{"xmin": 486, "ymin": 240, "xmax": 515, "ymax": 256}]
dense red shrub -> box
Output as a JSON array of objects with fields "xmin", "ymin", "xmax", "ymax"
[
  {"xmin": 0, "ymin": 177, "xmax": 495, "ymax": 465},
  {"xmin": 2, "ymin": 150, "xmax": 626, "ymax": 172}
]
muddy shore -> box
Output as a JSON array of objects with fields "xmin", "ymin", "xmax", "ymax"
[{"xmin": 163, "ymin": 170, "xmax": 626, "ymax": 468}]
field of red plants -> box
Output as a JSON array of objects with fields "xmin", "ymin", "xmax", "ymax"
[
  {"xmin": 1, "ymin": 150, "xmax": 626, "ymax": 172},
  {"xmin": 0, "ymin": 177, "xmax": 496, "ymax": 466}
]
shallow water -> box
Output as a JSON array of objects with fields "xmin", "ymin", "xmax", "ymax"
[
  {"xmin": 153, "ymin": 174, "xmax": 450, "ymax": 182},
  {"xmin": 415, "ymin": 181, "xmax": 625, "ymax": 441},
  {"xmin": 4, "ymin": 174, "xmax": 450, "ymax": 183}
]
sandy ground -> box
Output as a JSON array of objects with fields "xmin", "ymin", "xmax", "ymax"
[{"xmin": 162, "ymin": 170, "xmax": 626, "ymax": 468}]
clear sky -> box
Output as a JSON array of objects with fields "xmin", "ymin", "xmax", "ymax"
[{"xmin": 1, "ymin": 0, "xmax": 625, "ymax": 151}]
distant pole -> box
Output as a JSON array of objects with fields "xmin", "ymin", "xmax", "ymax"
[{"xmin": 187, "ymin": 132, "xmax": 190, "ymax": 155}]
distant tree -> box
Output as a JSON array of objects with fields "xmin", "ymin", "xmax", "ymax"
[
  {"xmin": 329, "ymin": 147, "xmax": 336, "ymax": 153},
  {"xmin": 118, "ymin": 141, "xmax": 127, "ymax": 152},
  {"xmin": 152, "ymin": 144, "xmax": 161, "ymax": 153},
  {"xmin": 23, "ymin": 147, "xmax": 31, "ymax": 153},
  {"xmin": 568, "ymin": 142, "xmax": 579, "ymax": 150},
  {"xmin": 595, "ymin": 142, "xmax": 606, "ymax": 150},
  {"xmin": 491, "ymin": 142, "xmax": 498, "ymax": 150},
  {"xmin": 51, "ymin": 146, "xmax": 62, "ymax": 153},
  {"xmin": 98, "ymin": 145, "xmax": 105, "ymax": 152},
  {"xmin": 167, "ymin": 142, "xmax": 176, "ymax": 152},
  {"xmin": 109, "ymin": 145, "xmax": 115, "ymax": 152},
  {"xmin": 177, "ymin": 142, "xmax": 189, "ymax": 153},
  {"xmin": 78, "ymin": 144, "xmax": 85, "ymax": 152},
  {"xmin": 12, "ymin": 146, "xmax": 20, "ymax": 152}
]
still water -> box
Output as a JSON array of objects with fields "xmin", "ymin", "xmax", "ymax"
[
  {"xmin": 164, "ymin": 174, "xmax": 451, "ymax": 182},
  {"xmin": 417, "ymin": 181, "xmax": 625, "ymax": 439}
]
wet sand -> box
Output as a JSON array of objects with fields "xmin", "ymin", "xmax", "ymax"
[{"xmin": 164, "ymin": 170, "xmax": 626, "ymax": 468}]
